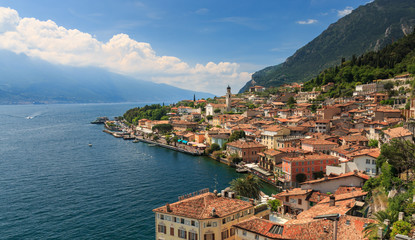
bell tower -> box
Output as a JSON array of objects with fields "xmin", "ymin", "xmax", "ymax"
[{"xmin": 226, "ymin": 85, "xmax": 231, "ymax": 112}]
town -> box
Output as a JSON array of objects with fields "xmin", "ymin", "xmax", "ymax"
[{"xmin": 101, "ymin": 73, "xmax": 415, "ymax": 240}]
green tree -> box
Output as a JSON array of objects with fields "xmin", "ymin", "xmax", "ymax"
[
  {"xmin": 267, "ymin": 199, "xmax": 281, "ymax": 212},
  {"xmin": 383, "ymin": 81, "xmax": 394, "ymax": 91},
  {"xmin": 368, "ymin": 139, "xmax": 379, "ymax": 148},
  {"xmin": 228, "ymin": 130, "xmax": 246, "ymax": 142},
  {"xmin": 214, "ymin": 108, "xmax": 221, "ymax": 113},
  {"xmin": 390, "ymin": 220, "xmax": 412, "ymax": 238},
  {"xmin": 209, "ymin": 143, "xmax": 221, "ymax": 153},
  {"xmin": 230, "ymin": 174, "xmax": 263, "ymax": 199},
  {"xmin": 363, "ymin": 210, "xmax": 398, "ymax": 239},
  {"xmin": 295, "ymin": 173, "xmax": 307, "ymax": 183}
]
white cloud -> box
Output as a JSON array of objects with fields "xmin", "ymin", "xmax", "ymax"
[
  {"xmin": 0, "ymin": 7, "xmax": 250, "ymax": 95},
  {"xmin": 195, "ymin": 8, "xmax": 209, "ymax": 15},
  {"xmin": 337, "ymin": 6, "xmax": 353, "ymax": 17},
  {"xmin": 296, "ymin": 19, "xmax": 318, "ymax": 25}
]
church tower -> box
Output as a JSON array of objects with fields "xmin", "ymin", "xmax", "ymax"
[{"xmin": 226, "ymin": 85, "xmax": 231, "ymax": 112}]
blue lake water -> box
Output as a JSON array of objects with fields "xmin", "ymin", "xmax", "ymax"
[{"xmin": 0, "ymin": 103, "xmax": 277, "ymax": 239}]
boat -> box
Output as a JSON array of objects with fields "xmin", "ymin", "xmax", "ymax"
[
  {"xmin": 26, "ymin": 116, "xmax": 33, "ymax": 119},
  {"xmin": 133, "ymin": 139, "xmax": 140, "ymax": 143},
  {"xmin": 91, "ymin": 117, "xmax": 109, "ymax": 124},
  {"xmin": 236, "ymin": 167, "xmax": 248, "ymax": 173},
  {"xmin": 148, "ymin": 144, "xmax": 156, "ymax": 147},
  {"xmin": 88, "ymin": 143, "xmax": 92, "ymax": 147}
]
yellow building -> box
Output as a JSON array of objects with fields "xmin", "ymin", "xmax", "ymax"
[
  {"xmin": 153, "ymin": 191, "xmax": 254, "ymax": 240},
  {"xmin": 260, "ymin": 125, "xmax": 290, "ymax": 150}
]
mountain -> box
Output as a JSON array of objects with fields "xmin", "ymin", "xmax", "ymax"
[
  {"xmin": 302, "ymin": 31, "xmax": 415, "ymax": 97},
  {"xmin": 239, "ymin": 0, "xmax": 415, "ymax": 93},
  {"xmin": 0, "ymin": 50, "xmax": 214, "ymax": 104}
]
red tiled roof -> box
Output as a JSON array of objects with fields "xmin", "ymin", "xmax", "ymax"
[
  {"xmin": 334, "ymin": 186, "xmax": 362, "ymax": 195},
  {"xmin": 296, "ymin": 198, "xmax": 355, "ymax": 219},
  {"xmin": 153, "ymin": 192, "xmax": 253, "ymax": 219},
  {"xmin": 274, "ymin": 188, "xmax": 312, "ymax": 198},
  {"xmin": 383, "ymin": 127, "xmax": 412, "ymax": 139},
  {"xmin": 226, "ymin": 140, "xmax": 266, "ymax": 149},
  {"xmin": 233, "ymin": 217, "xmax": 287, "ymax": 239},
  {"xmin": 282, "ymin": 153, "xmax": 338, "ymax": 162},
  {"xmin": 301, "ymin": 138, "xmax": 338, "ymax": 146},
  {"xmin": 301, "ymin": 171, "xmax": 369, "ymax": 185}
]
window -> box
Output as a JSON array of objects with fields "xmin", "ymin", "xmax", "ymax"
[
  {"xmin": 181, "ymin": 218, "xmax": 185, "ymax": 224},
  {"xmin": 173, "ymin": 217, "xmax": 177, "ymax": 222},
  {"xmin": 205, "ymin": 233, "xmax": 215, "ymax": 240},
  {"xmin": 222, "ymin": 218, "xmax": 226, "ymax": 224},
  {"xmin": 296, "ymin": 168, "xmax": 298, "ymax": 172},
  {"xmin": 372, "ymin": 168, "xmax": 376, "ymax": 174},
  {"xmin": 298, "ymin": 199, "xmax": 302, "ymax": 205},
  {"xmin": 157, "ymin": 225, "xmax": 166, "ymax": 234},
  {"xmin": 191, "ymin": 220, "xmax": 196, "ymax": 226},
  {"xmin": 366, "ymin": 168, "xmax": 370, "ymax": 173},
  {"xmin": 170, "ymin": 227, "xmax": 174, "ymax": 236},
  {"xmin": 230, "ymin": 228, "xmax": 235, "ymax": 236},
  {"xmin": 346, "ymin": 220, "xmax": 350, "ymax": 225},
  {"xmin": 372, "ymin": 159, "xmax": 376, "ymax": 165},
  {"xmin": 255, "ymin": 235, "xmax": 259, "ymax": 240},
  {"xmin": 189, "ymin": 232, "xmax": 198, "ymax": 240},
  {"xmin": 320, "ymin": 166, "xmax": 323, "ymax": 171},
  {"xmin": 159, "ymin": 214, "xmax": 164, "ymax": 220},
  {"xmin": 366, "ymin": 159, "xmax": 370, "ymax": 164},
  {"xmin": 243, "ymin": 231, "xmax": 247, "ymax": 236},
  {"xmin": 221, "ymin": 230, "xmax": 229, "ymax": 240},
  {"xmin": 178, "ymin": 229, "xmax": 187, "ymax": 239},
  {"xmin": 285, "ymin": 196, "xmax": 289, "ymax": 202}
]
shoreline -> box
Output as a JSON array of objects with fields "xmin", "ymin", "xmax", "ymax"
[{"xmin": 103, "ymin": 127, "xmax": 281, "ymax": 191}]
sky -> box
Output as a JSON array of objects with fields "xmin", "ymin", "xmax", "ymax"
[{"xmin": 0, "ymin": 0, "xmax": 372, "ymax": 95}]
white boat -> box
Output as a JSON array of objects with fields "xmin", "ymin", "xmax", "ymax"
[{"xmin": 88, "ymin": 143, "xmax": 92, "ymax": 147}]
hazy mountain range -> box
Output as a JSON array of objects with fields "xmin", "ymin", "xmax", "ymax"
[
  {"xmin": 239, "ymin": 0, "xmax": 415, "ymax": 92},
  {"xmin": 0, "ymin": 50, "xmax": 214, "ymax": 104}
]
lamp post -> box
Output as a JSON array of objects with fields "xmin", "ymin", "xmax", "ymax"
[{"xmin": 313, "ymin": 213, "xmax": 340, "ymax": 240}]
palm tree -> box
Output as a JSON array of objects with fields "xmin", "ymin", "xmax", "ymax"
[
  {"xmin": 363, "ymin": 210, "xmax": 398, "ymax": 239},
  {"xmin": 230, "ymin": 174, "xmax": 262, "ymax": 199}
]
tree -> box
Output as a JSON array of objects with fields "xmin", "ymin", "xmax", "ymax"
[
  {"xmin": 363, "ymin": 210, "xmax": 398, "ymax": 239},
  {"xmin": 209, "ymin": 143, "xmax": 221, "ymax": 153},
  {"xmin": 383, "ymin": 81, "xmax": 394, "ymax": 91},
  {"xmin": 229, "ymin": 130, "xmax": 246, "ymax": 142},
  {"xmin": 214, "ymin": 108, "xmax": 221, "ymax": 113},
  {"xmin": 230, "ymin": 174, "xmax": 263, "ymax": 199},
  {"xmin": 368, "ymin": 139, "xmax": 379, "ymax": 148},
  {"xmin": 295, "ymin": 173, "xmax": 307, "ymax": 183},
  {"xmin": 267, "ymin": 199, "xmax": 281, "ymax": 212},
  {"xmin": 152, "ymin": 124, "xmax": 173, "ymax": 134},
  {"xmin": 380, "ymin": 139, "xmax": 415, "ymax": 183},
  {"xmin": 390, "ymin": 220, "xmax": 412, "ymax": 238}
]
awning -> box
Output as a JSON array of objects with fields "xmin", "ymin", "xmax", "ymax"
[
  {"xmin": 252, "ymin": 167, "xmax": 273, "ymax": 176},
  {"xmin": 182, "ymin": 140, "xmax": 188, "ymax": 144}
]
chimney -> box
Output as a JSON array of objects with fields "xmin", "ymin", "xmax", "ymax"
[
  {"xmin": 399, "ymin": 212, "xmax": 404, "ymax": 221},
  {"xmin": 211, "ymin": 207, "xmax": 217, "ymax": 217},
  {"xmin": 329, "ymin": 195, "xmax": 335, "ymax": 207},
  {"xmin": 166, "ymin": 203, "xmax": 172, "ymax": 212}
]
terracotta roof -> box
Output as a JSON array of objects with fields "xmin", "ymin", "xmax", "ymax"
[
  {"xmin": 301, "ymin": 139, "xmax": 338, "ymax": 146},
  {"xmin": 263, "ymin": 149, "xmax": 282, "ymax": 156},
  {"xmin": 265, "ymin": 125, "xmax": 283, "ymax": 132},
  {"xmin": 318, "ymin": 190, "xmax": 367, "ymax": 203},
  {"xmin": 153, "ymin": 192, "xmax": 253, "ymax": 219},
  {"xmin": 350, "ymin": 148, "xmax": 380, "ymax": 159},
  {"xmin": 274, "ymin": 188, "xmax": 312, "ymax": 198},
  {"xmin": 306, "ymin": 191, "xmax": 329, "ymax": 203},
  {"xmin": 341, "ymin": 135, "xmax": 368, "ymax": 142},
  {"xmin": 383, "ymin": 127, "xmax": 412, "ymax": 139},
  {"xmin": 233, "ymin": 217, "xmax": 287, "ymax": 239},
  {"xmin": 301, "ymin": 171, "xmax": 370, "ymax": 185},
  {"xmin": 334, "ymin": 186, "xmax": 362, "ymax": 195},
  {"xmin": 296, "ymin": 198, "xmax": 355, "ymax": 219},
  {"xmin": 226, "ymin": 140, "xmax": 266, "ymax": 149},
  {"xmin": 282, "ymin": 153, "xmax": 338, "ymax": 162},
  {"xmin": 283, "ymin": 215, "xmax": 375, "ymax": 240}
]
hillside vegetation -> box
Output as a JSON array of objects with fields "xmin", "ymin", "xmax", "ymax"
[
  {"xmin": 302, "ymin": 32, "xmax": 415, "ymax": 98},
  {"xmin": 240, "ymin": 0, "xmax": 415, "ymax": 92}
]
